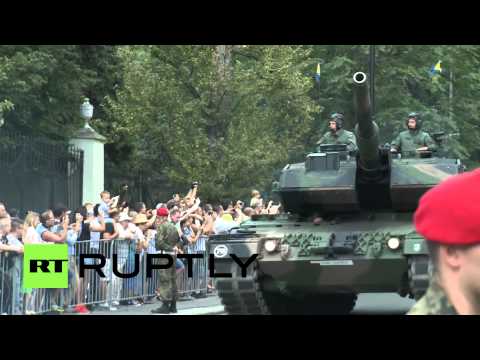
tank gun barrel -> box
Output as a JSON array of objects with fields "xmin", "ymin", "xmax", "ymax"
[{"xmin": 352, "ymin": 72, "xmax": 381, "ymax": 171}]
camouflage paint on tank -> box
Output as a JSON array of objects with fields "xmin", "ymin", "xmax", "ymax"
[
  {"xmin": 390, "ymin": 157, "xmax": 462, "ymax": 210},
  {"xmin": 209, "ymin": 72, "xmax": 465, "ymax": 313},
  {"xmin": 278, "ymin": 159, "xmax": 359, "ymax": 213},
  {"xmin": 391, "ymin": 158, "xmax": 460, "ymax": 186},
  {"xmin": 279, "ymin": 160, "xmax": 356, "ymax": 189},
  {"xmin": 210, "ymin": 212, "xmax": 424, "ymax": 293}
]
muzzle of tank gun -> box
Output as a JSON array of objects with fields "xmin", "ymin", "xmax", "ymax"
[{"xmin": 353, "ymin": 71, "xmax": 366, "ymax": 84}]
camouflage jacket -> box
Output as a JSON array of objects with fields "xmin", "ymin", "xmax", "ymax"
[
  {"xmin": 155, "ymin": 221, "xmax": 180, "ymax": 252},
  {"xmin": 317, "ymin": 129, "xmax": 358, "ymax": 152},
  {"xmin": 406, "ymin": 277, "xmax": 458, "ymax": 315},
  {"xmin": 391, "ymin": 129, "xmax": 437, "ymax": 155}
]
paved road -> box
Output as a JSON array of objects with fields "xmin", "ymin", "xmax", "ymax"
[
  {"xmin": 89, "ymin": 294, "xmax": 224, "ymax": 315},
  {"xmin": 87, "ymin": 292, "xmax": 415, "ymax": 315},
  {"xmin": 352, "ymin": 293, "xmax": 415, "ymax": 315}
]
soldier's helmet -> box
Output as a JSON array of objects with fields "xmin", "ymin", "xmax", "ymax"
[
  {"xmin": 329, "ymin": 112, "xmax": 344, "ymax": 129},
  {"xmin": 406, "ymin": 112, "xmax": 422, "ymax": 129}
]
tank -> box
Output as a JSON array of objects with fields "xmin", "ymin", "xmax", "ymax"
[{"xmin": 208, "ymin": 71, "xmax": 464, "ymax": 314}]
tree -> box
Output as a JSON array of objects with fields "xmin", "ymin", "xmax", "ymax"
[
  {"xmin": 0, "ymin": 45, "xmax": 121, "ymax": 141},
  {"xmin": 307, "ymin": 45, "xmax": 480, "ymax": 161},
  {"xmin": 2, "ymin": 45, "xmax": 479, "ymax": 204},
  {"xmin": 105, "ymin": 45, "xmax": 319, "ymax": 202}
]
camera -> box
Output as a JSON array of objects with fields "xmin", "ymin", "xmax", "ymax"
[{"xmin": 191, "ymin": 181, "xmax": 199, "ymax": 189}]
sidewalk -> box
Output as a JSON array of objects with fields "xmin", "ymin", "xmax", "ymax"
[{"xmin": 85, "ymin": 294, "xmax": 225, "ymax": 315}]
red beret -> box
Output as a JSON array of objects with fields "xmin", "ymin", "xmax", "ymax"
[
  {"xmin": 414, "ymin": 168, "xmax": 480, "ymax": 246},
  {"xmin": 156, "ymin": 207, "xmax": 169, "ymax": 217}
]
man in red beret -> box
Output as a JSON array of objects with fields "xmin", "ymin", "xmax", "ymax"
[
  {"xmin": 151, "ymin": 207, "xmax": 181, "ymax": 314},
  {"xmin": 156, "ymin": 207, "xmax": 169, "ymax": 218},
  {"xmin": 407, "ymin": 168, "xmax": 480, "ymax": 315}
]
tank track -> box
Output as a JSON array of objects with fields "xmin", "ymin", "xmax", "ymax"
[
  {"xmin": 216, "ymin": 260, "xmax": 358, "ymax": 315},
  {"xmin": 215, "ymin": 261, "xmax": 270, "ymax": 315},
  {"xmin": 408, "ymin": 255, "xmax": 431, "ymax": 300}
]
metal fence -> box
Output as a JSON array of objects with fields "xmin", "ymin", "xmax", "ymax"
[
  {"xmin": 0, "ymin": 237, "xmax": 210, "ymax": 315},
  {"xmin": 0, "ymin": 130, "xmax": 83, "ymax": 215}
]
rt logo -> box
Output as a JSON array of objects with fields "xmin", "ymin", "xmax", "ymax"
[{"xmin": 23, "ymin": 244, "xmax": 69, "ymax": 289}]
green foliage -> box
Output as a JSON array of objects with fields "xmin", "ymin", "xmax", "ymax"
[
  {"xmin": 1, "ymin": 45, "xmax": 480, "ymax": 203},
  {"xmin": 308, "ymin": 45, "xmax": 480, "ymax": 160},
  {"xmin": 0, "ymin": 99, "xmax": 14, "ymax": 124},
  {"xmin": 105, "ymin": 45, "xmax": 319, "ymax": 202},
  {"xmin": 0, "ymin": 45, "xmax": 121, "ymax": 140}
]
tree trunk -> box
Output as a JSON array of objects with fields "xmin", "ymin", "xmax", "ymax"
[{"xmin": 207, "ymin": 45, "xmax": 235, "ymax": 150}]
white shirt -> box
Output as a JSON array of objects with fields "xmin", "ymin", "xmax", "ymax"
[
  {"xmin": 7, "ymin": 234, "xmax": 23, "ymax": 247},
  {"xmin": 90, "ymin": 218, "xmax": 101, "ymax": 249},
  {"xmin": 132, "ymin": 225, "xmax": 144, "ymax": 241},
  {"xmin": 24, "ymin": 226, "xmax": 44, "ymax": 244},
  {"xmin": 115, "ymin": 223, "xmax": 138, "ymax": 258},
  {"xmin": 116, "ymin": 223, "xmax": 138, "ymax": 240}
]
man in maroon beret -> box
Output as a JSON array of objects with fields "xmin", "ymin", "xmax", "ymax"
[
  {"xmin": 156, "ymin": 207, "xmax": 169, "ymax": 217},
  {"xmin": 407, "ymin": 168, "xmax": 480, "ymax": 315},
  {"xmin": 152, "ymin": 206, "xmax": 181, "ymax": 314}
]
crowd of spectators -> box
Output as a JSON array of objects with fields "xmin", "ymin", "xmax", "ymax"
[{"xmin": 0, "ymin": 183, "xmax": 282, "ymax": 315}]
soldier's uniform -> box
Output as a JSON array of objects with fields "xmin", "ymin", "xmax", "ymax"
[
  {"xmin": 391, "ymin": 129, "xmax": 436, "ymax": 156},
  {"xmin": 152, "ymin": 208, "xmax": 180, "ymax": 314},
  {"xmin": 391, "ymin": 112, "xmax": 436, "ymax": 157},
  {"xmin": 407, "ymin": 276, "xmax": 457, "ymax": 315},
  {"xmin": 317, "ymin": 129, "xmax": 358, "ymax": 152}
]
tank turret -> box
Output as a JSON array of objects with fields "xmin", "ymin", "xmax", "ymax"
[
  {"xmin": 276, "ymin": 71, "xmax": 463, "ymax": 216},
  {"xmin": 276, "ymin": 72, "xmax": 385, "ymax": 215},
  {"xmin": 209, "ymin": 70, "xmax": 465, "ymax": 315}
]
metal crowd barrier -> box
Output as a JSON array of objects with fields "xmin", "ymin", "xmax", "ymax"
[
  {"xmin": 0, "ymin": 237, "xmax": 210, "ymax": 315},
  {"xmin": 0, "ymin": 252, "xmax": 23, "ymax": 315},
  {"xmin": 178, "ymin": 235, "xmax": 209, "ymax": 298}
]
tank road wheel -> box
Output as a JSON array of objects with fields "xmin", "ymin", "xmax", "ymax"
[
  {"xmin": 408, "ymin": 255, "xmax": 432, "ymax": 300},
  {"xmin": 215, "ymin": 261, "xmax": 270, "ymax": 315},
  {"xmin": 216, "ymin": 260, "xmax": 358, "ymax": 315}
]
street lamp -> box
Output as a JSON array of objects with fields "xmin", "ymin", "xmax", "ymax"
[{"xmin": 80, "ymin": 97, "xmax": 94, "ymax": 128}]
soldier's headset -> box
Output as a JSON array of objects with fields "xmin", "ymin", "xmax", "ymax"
[
  {"xmin": 330, "ymin": 112, "xmax": 344, "ymax": 129},
  {"xmin": 406, "ymin": 112, "xmax": 422, "ymax": 129}
]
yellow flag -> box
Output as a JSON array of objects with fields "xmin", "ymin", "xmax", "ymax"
[{"xmin": 315, "ymin": 63, "xmax": 321, "ymax": 83}]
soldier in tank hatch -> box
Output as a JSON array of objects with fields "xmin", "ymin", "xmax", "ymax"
[
  {"xmin": 317, "ymin": 112, "xmax": 358, "ymax": 152},
  {"xmin": 390, "ymin": 112, "xmax": 436, "ymax": 157}
]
